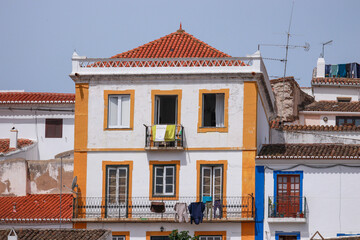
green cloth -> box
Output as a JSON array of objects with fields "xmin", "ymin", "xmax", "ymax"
[{"xmin": 152, "ymin": 125, "xmax": 176, "ymax": 142}]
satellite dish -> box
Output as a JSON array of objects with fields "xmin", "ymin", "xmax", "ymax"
[{"xmin": 71, "ymin": 176, "xmax": 78, "ymax": 190}]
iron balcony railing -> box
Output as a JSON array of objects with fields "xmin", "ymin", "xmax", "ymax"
[
  {"xmin": 268, "ymin": 196, "xmax": 307, "ymax": 218},
  {"xmin": 73, "ymin": 196, "xmax": 254, "ymax": 221},
  {"xmin": 144, "ymin": 124, "xmax": 184, "ymax": 150}
]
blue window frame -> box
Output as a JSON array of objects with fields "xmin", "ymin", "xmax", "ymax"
[
  {"xmin": 275, "ymin": 232, "xmax": 300, "ymax": 240},
  {"xmin": 273, "ymin": 171, "xmax": 303, "ymax": 212}
]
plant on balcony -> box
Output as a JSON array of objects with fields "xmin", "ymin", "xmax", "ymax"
[{"xmin": 169, "ymin": 230, "xmax": 199, "ymax": 240}]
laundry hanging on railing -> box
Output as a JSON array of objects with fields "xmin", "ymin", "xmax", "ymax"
[
  {"xmin": 188, "ymin": 202, "xmax": 205, "ymax": 225},
  {"xmin": 325, "ymin": 63, "xmax": 359, "ymax": 78},
  {"xmin": 174, "ymin": 203, "xmax": 189, "ymax": 223},
  {"xmin": 152, "ymin": 125, "xmax": 175, "ymax": 142},
  {"xmin": 150, "ymin": 202, "xmax": 165, "ymax": 213}
]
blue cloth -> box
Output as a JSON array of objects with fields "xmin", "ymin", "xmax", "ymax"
[
  {"xmin": 202, "ymin": 196, "xmax": 212, "ymax": 203},
  {"xmin": 346, "ymin": 64, "xmax": 351, "ymax": 77},
  {"xmin": 325, "ymin": 64, "xmax": 331, "ymax": 77},
  {"xmin": 188, "ymin": 202, "xmax": 205, "ymax": 225},
  {"xmin": 338, "ymin": 64, "xmax": 346, "ymax": 77},
  {"xmin": 357, "ymin": 63, "xmax": 360, "ymax": 78},
  {"xmin": 330, "ymin": 64, "xmax": 338, "ymax": 77}
]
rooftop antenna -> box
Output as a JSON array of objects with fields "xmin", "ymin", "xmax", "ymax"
[{"xmin": 321, "ymin": 40, "xmax": 333, "ymax": 58}]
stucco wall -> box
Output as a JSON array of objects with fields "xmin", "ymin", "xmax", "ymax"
[
  {"xmin": 257, "ymin": 94, "xmax": 270, "ymax": 151},
  {"xmin": 313, "ymin": 86, "xmax": 360, "ymax": 101}
]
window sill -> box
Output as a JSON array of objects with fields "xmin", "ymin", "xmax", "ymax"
[
  {"xmin": 267, "ymin": 217, "xmax": 306, "ymax": 223},
  {"xmin": 104, "ymin": 128, "xmax": 133, "ymax": 131},
  {"xmin": 150, "ymin": 195, "xmax": 178, "ymax": 201},
  {"xmin": 198, "ymin": 126, "xmax": 228, "ymax": 133}
]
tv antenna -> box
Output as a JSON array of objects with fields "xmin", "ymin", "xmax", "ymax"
[
  {"xmin": 258, "ymin": 0, "xmax": 310, "ymax": 78},
  {"xmin": 321, "ymin": 40, "xmax": 333, "ymax": 58}
]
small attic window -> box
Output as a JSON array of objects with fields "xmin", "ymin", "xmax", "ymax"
[{"xmin": 337, "ymin": 97, "xmax": 351, "ymax": 102}]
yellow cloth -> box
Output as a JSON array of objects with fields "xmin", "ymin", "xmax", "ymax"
[{"xmin": 152, "ymin": 125, "xmax": 175, "ymax": 142}]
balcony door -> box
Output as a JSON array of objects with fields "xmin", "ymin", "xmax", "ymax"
[
  {"xmin": 106, "ymin": 166, "xmax": 129, "ymax": 218},
  {"xmin": 277, "ymin": 174, "xmax": 300, "ymax": 217},
  {"xmin": 155, "ymin": 95, "xmax": 177, "ymax": 125},
  {"xmin": 201, "ymin": 166, "xmax": 223, "ymax": 202}
]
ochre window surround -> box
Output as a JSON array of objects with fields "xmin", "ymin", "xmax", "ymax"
[
  {"xmin": 102, "ymin": 161, "xmax": 133, "ymax": 218},
  {"xmin": 149, "ymin": 160, "xmax": 180, "ymax": 200},
  {"xmin": 194, "ymin": 231, "xmax": 227, "ymax": 240},
  {"xmin": 146, "ymin": 231, "xmax": 172, "ymax": 240},
  {"xmin": 151, "ymin": 89, "xmax": 182, "ymax": 125},
  {"xmin": 104, "ymin": 90, "xmax": 135, "ymax": 131},
  {"xmin": 198, "ymin": 89, "xmax": 229, "ymax": 133},
  {"xmin": 112, "ymin": 232, "xmax": 130, "ymax": 240}
]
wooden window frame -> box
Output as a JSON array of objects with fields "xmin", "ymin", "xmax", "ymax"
[
  {"xmin": 151, "ymin": 90, "xmax": 182, "ymax": 125},
  {"xmin": 104, "ymin": 90, "xmax": 135, "ymax": 131},
  {"xmin": 112, "ymin": 232, "xmax": 130, "ymax": 240},
  {"xmin": 198, "ymin": 89, "xmax": 229, "ymax": 133},
  {"xmin": 149, "ymin": 160, "xmax": 180, "ymax": 200},
  {"xmin": 45, "ymin": 118, "xmax": 63, "ymax": 138},
  {"xmin": 146, "ymin": 231, "xmax": 172, "ymax": 240},
  {"xmin": 102, "ymin": 161, "xmax": 133, "ymax": 218},
  {"xmin": 194, "ymin": 231, "xmax": 226, "ymax": 240}
]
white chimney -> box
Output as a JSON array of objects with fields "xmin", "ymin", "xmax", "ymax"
[
  {"xmin": 10, "ymin": 128, "xmax": 18, "ymax": 149},
  {"xmin": 316, "ymin": 57, "xmax": 325, "ymax": 78},
  {"xmin": 8, "ymin": 229, "xmax": 18, "ymax": 240}
]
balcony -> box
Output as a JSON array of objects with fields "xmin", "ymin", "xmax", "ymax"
[
  {"xmin": 73, "ymin": 196, "xmax": 254, "ymax": 223},
  {"xmin": 268, "ymin": 196, "xmax": 307, "ymax": 223},
  {"xmin": 144, "ymin": 124, "xmax": 184, "ymax": 150}
]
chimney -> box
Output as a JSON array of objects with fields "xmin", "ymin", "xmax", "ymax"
[
  {"xmin": 10, "ymin": 127, "xmax": 18, "ymax": 149},
  {"xmin": 8, "ymin": 229, "xmax": 18, "ymax": 240},
  {"xmin": 316, "ymin": 57, "xmax": 325, "ymax": 78}
]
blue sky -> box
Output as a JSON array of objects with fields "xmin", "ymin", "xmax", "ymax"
[{"xmin": 0, "ymin": 0, "xmax": 359, "ymax": 93}]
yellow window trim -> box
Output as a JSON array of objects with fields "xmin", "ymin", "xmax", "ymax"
[
  {"xmin": 149, "ymin": 160, "xmax": 180, "ymax": 200},
  {"xmin": 112, "ymin": 231, "xmax": 130, "ymax": 240},
  {"xmin": 197, "ymin": 89, "xmax": 229, "ymax": 133},
  {"xmin": 146, "ymin": 231, "xmax": 172, "ymax": 240},
  {"xmin": 196, "ymin": 160, "xmax": 228, "ymax": 217},
  {"xmin": 103, "ymin": 90, "xmax": 135, "ymax": 131},
  {"xmin": 151, "ymin": 89, "xmax": 182, "ymax": 125},
  {"xmin": 102, "ymin": 161, "xmax": 133, "ymax": 218},
  {"xmin": 194, "ymin": 231, "xmax": 227, "ymax": 239}
]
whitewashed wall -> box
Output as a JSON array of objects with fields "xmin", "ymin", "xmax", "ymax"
[
  {"xmin": 0, "ymin": 107, "xmax": 74, "ymax": 160},
  {"xmin": 0, "ymin": 223, "xmax": 72, "ymax": 229},
  {"xmin": 313, "ymin": 86, "xmax": 360, "ymax": 101},
  {"xmin": 87, "ymin": 77, "xmax": 245, "ymax": 149},
  {"xmin": 257, "ymin": 94, "xmax": 270, "ymax": 151},
  {"xmin": 261, "ymin": 163, "xmax": 360, "ymax": 240}
]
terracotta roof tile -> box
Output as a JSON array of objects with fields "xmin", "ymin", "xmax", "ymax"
[
  {"xmin": 270, "ymin": 120, "xmax": 360, "ymax": 132},
  {"xmin": 0, "ymin": 139, "xmax": 34, "ymax": 154},
  {"xmin": 303, "ymin": 101, "xmax": 360, "ymax": 112},
  {"xmin": 257, "ymin": 144, "xmax": 360, "ymax": 159},
  {"xmin": 111, "ymin": 28, "xmax": 231, "ymax": 59},
  {"xmin": 0, "ymin": 194, "xmax": 73, "ymax": 222},
  {"xmin": 0, "ymin": 92, "xmax": 75, "ymax": 104},
  {"xmin": 0, "ymin": 229, "xmax": 110, "ymax": 240},
  {"xmin": 312, "ymin": 77, "xmax": 360, "ymax": 86}
]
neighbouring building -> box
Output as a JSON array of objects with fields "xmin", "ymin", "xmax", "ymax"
[{"xmin": 70, "ymin": 26, "xmax": 276, "ymax": 240}]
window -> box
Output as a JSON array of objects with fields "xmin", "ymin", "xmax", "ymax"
[
  {"xmin": 45, "ymin": 119, "xmax": 63, "ymax": 138},
  {"xmin": 104, "ymin": 90, "xmax": 134, "ymax": 130},
  {"xmin": 199, "ymin": 236, "xmax": 222, "ymax": 240},
  {"xmin": 336, "ymin": 116, "xmax": 360, "ymax": 126},
  {"xmin": 106, "ymin": 165, "xmax": 129, "ymax": 218},
  {"xmin": 275, "ymin": 232, "xmax": 300, "ymax": 240},
  {"xmin": 149, "ymin": 161, "xmax": 180, "ymax": 200},
  {"xmin": 113, "ymin": 236, "xmax": 126, "ymax": 240},
  {"xmin": 150, "ymin": 237, "xmax": 170, "ymax": 240},
  {"xmin": 151, "ymin": 90, "xmax": 182, "ymax": 126},
  {"xmin": 201, "ymin": 166, "xmax": 223, "ymax": 201},
  {"xmin": 198, "ymin": 89, "xmax": 229, "ymax": 133},
  {"xmin": 153, "ymin": 165, "xmax": 175, "ymax": 196},
  {"xmin": 112, "ymin": 232, "xmax": 129, "ymax": 240},
  {"xmin": 337, "ymin": 97, "xmax": 351, "ymax": 102},
  {"xmin": 194, "ymin": 231, "xmax": 226, "ymax": 240},
  {"xmin": 146, "ymin": 232, "xmax": 172, "ymax": 240}
]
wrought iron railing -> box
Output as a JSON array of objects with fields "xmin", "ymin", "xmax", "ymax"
[
  {"xmin": 144, "ymin": 124, "xmax": 184, "ymax": 150},
  {"xmin": 74, "ymin": 196, "xmax": 254, "ymax": 221},
  {"xmin": 268, "ymin": 196, "xmax": 307, "ymax": 218}
]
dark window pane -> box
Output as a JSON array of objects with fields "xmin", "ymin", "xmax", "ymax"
[
  {"xmin": 155, "ymin": 95, "xmax": 177, "ymax": 124},
  {"xmin": 203, "ymin": 94, "xmax": 216, "ymax": 127},
  {"xmin": 45, "ymin": 119, "xmax": 63, "ymax": 138}
]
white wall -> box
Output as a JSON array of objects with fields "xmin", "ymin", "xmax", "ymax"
[
  {"xmin": 0, "ymin": 106, "xmax": 74, "ymax": 160},
  {"xmin": 87, "ymin": 77, "xmax": 244, "ymax": 149},
  {"xmin": 257, "ymin": 94, "xmax": 270, "ymax": 151},
  {"xmin": 0, "ymin": 223, "xmax": 72, "ymax": 229},
  {"xmin": 262, "ymin": 163, "xmax": 360, "ymax": 240},
  {"xmin": 313, "ymin": 86, "xmax": 360, "ymax": 101}
]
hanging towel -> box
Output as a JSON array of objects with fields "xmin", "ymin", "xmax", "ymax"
[
  {"xmin": 152, "ymin": 125, "xmax": 176, "ymax": 142},
  {"xmin": 330, "ymin": 65, "xmax": 338, "ymax": 77},
  {"xmin": 346, "ymin": 64, "xmax": 351, "ymax": 78},
  {"xmin": 150, "ymin": 202, "xmax": 166, "ymax": 213},
  {"xmin": 325, "ymin": 65, "xmax": 331, "ymax": 77},
  {"xmin": 350, "ymin": 63, "xmax": 357, "ymax": 78},
  {"xmin": 164, "ymin": 125, "xmax": 175, "ymax": 141},
  {"xmin": 174, "ymin": 203, "xmax": 189, "ymax": 223},
  {"xmin": 188, "ymin": 202, "xmax": 205, "ymax": 225},
  {"xmin": 338, "ymin": 64, "xmax": 347, "ymax": 77}
]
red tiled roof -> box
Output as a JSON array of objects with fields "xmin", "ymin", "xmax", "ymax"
[
  {"xmin": 0, "ymin": 194, "xmax": 73, "ymax": 222},
  {"xmin": 303, "ymin": 101, "xmax": 360, "ymax": 112},
  {"xmin": 257, "ymin": 144, "xmax": 360, "ymax": 159},
  {"xmin": 0, "ymin": 92, "xmax": 75, "ymax": 104},
  {"xmin": 270, "ymin": 120, "xmax": 360, "ymax": 132},
  {"xmin": 0, "ymin": 229, "xmax": 110, "ymax": 240},
  {"xmin": 0, "ymin": 139, "xmax": 34, "ymax": 154},
  {"xmin": 111, "ymin": 27, "xmax": 231, "ymax": 59},
  {"xmin": 312, "ymin": 77, "xmax": 360, "ymax": 86}
]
